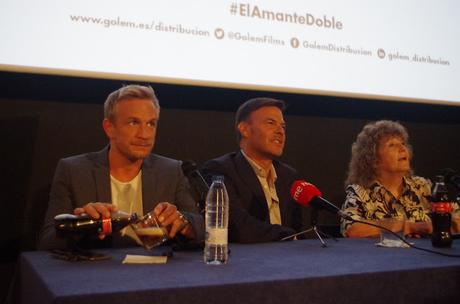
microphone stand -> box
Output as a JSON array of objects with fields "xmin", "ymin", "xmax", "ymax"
[
  {"xmin": 309, "ymin": 208, "xmax": 327, "ymax": 247},
  {"xmin": 281, "ymin": 209, "xmax": 338, "ymax": 247}
]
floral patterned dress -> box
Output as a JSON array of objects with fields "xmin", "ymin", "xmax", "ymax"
[{"xmin": 340, "ymin": 176, "xmax": 432, "ymax": 236}]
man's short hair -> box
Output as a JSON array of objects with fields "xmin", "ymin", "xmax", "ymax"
[
  {"xmin": 235, "ymin": 97, "xmax": 286, "ymax": 142},
  {"xmin": 104, "ymin": 84, "xmax": 160, "ymax": 121}
]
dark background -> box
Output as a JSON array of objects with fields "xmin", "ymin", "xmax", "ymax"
[{"xmin": 1, "ymin": 71, "xmax": 460, "ymax": 301}]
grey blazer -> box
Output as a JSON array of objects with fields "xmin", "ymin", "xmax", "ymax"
[{"xmin": 39, "ymin": 146, "xmax": 204, "ymax": 250}]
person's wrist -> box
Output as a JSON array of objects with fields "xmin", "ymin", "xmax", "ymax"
[{"xmin": 178, "ymin": 212, "xmax": 190, "ymax": 233}]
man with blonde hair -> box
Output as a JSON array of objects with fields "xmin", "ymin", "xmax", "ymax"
[{"xmin": 40, "ymin": 84, "xmax": 203, "ymax": 249}]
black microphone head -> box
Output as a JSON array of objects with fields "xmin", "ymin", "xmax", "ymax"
[
  {"xmin": 438, "ymin": 168, "xmax": 456, "ymax": 182},
  {"xmin": 438, "ymin": 168, "xmax": 460, "ymax": 200},
  {"xmin": 180, "ymin": 160, "xmax": 209, "ymax": 213},
  {"xmin": 181, "ymin": 160, "xmax": 197, "ymax": 176}
]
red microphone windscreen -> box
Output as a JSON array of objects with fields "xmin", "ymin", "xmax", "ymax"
[{"xmin": 290, "ymin": 180, "xmax": 322, "ymax": 206}]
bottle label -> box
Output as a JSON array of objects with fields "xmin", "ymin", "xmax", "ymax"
[
  {"xmin": 99, "ymin": 216, "xmax": 112, "ymax": 239},
  {"xmin": 206, "ymin": 228, "xmax": 228, "ymax": 245},
  {"xmin": 431, "ymin": 202, "xmax": 453, "ymax": 213}
]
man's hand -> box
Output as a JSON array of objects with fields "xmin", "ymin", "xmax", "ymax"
[
  {"xmin": 74, "ymin": 202, "xmax": 117, "ymax": 219},
  {"xmin": 153, "ymin": 202, "xmax": 194, "ymax": 239}
]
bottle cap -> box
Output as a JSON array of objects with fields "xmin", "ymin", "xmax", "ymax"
[{"xmin": 212, "ymin": 175, "xmax": 225, "ymax": 182}]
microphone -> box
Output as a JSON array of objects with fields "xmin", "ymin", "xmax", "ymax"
[
  {"xmin": 290, "ymin": 180, "xmax": 351, "ymax": 220},
  {"xmin": 438, "ymin": 168, "xmax": 460, "ymax": 204},
  {"xmin": 440, "ymin": 168, "xmax": 460, "ymax": 191},
  {"xmin": 289, "ymin": 182, "xmax": 460, "ymax": 256},
  {"xmin": 181, "ymin": 160, "xmax": 209, "ymax": 213}
]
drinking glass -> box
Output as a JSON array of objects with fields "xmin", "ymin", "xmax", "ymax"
[
  {"xmin": 375, "ymin": 217, "xmax": 409, "ymax": 248},
  {"xmin": 130, "ymin": 212, "xmax": 169, "ymax": 250}
]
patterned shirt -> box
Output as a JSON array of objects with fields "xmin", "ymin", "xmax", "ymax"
[{"xmin": 340, "ymin": 175, "xmax": 432, "ymax": 236}]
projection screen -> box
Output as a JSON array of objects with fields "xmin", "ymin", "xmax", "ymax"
[{"xmin": 1, "ymin": 0, "xmax": 459, "ymax": 105}]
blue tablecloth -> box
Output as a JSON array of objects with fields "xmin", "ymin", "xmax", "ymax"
[{"xmin": 16, "ymin": 238, "xmax": 460, "ymax": 304}]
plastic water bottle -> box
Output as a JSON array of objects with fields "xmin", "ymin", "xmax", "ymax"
[{"xmin": 204, "ymin": 175, "xmax": 229, "ymax": 264}]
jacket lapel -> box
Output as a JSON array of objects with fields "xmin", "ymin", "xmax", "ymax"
[
  {"xmin": 91, "ymin": 146, "xmax": 111, "ymax": 203},
  {"xmin": 274, "ymin": 163, "xmax": 291, "ymax": 225},
  {"xmin": 234, "ymin": 151, "xmax": 268, "ymax": 212},
  {"xmin": 140, "ymin": 154, "xmax": 158, "ymax": 214}
]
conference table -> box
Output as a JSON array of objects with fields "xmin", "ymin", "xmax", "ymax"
[{"xmin": 15, "ymin": 238, "xmax": 460, "ymax": 304}]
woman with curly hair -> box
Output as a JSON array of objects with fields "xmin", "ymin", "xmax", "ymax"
[{"xmin": 341, "ymin": 120, "xmax": 439, "ymax": 238}]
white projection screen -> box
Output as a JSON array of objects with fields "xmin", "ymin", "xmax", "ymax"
[{"xmin": 1, "ymin": 0, "xmax": 459, "ymax": 105}]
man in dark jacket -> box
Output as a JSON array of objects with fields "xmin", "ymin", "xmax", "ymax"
[{"xmin": 202, "ymin": 98, "xmax": 303, "ymax": 243}]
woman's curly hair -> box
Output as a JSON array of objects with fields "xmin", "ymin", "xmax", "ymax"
[{"xmin": 345, "ymin": 120, "xmax": 411, "ymax": 187}]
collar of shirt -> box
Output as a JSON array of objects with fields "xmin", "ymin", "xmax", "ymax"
[
  {"xmin": 241, "ymin": 150, "xmax": 281, "ymax": 225},
  {"xmin": 240, "ymin": 150, "xmax": 277, "ymax": 183},
  {"xmin": 370, "ymin": 176, "xmax": 413, "ymax": 198},
  {"xmin": 110, "ymin": 170, "xmax": 143, "ymax": 214}
]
